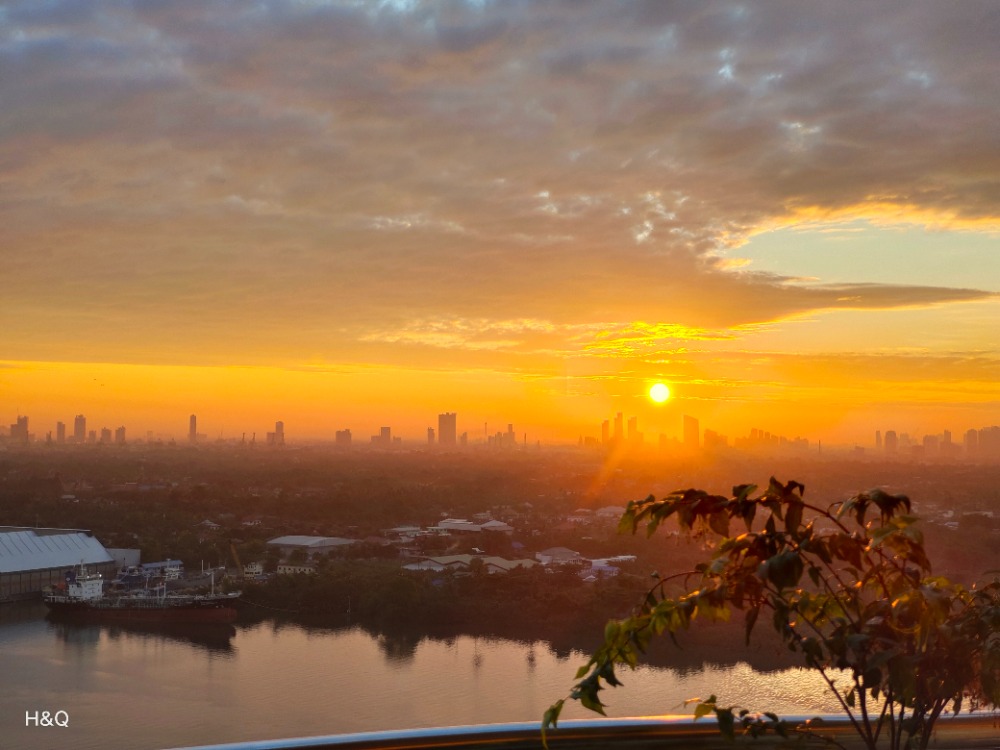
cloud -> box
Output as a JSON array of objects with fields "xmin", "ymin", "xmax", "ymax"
[{"xmin": 2, "ymin": 0, "xmax": 999, "ymax": 366}]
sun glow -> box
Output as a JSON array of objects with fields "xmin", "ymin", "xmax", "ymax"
[{"xmin": 649, "ymin": 383, "xmax": 671, "ymax": 403}]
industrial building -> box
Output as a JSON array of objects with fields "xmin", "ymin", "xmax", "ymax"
[
  {"xmin": 266, "ymin": 535, "xmax": 356, "ymax": 559},
  {"xmin": 0, "ymin": 527, "xmax": 116, "ymax": 601}
]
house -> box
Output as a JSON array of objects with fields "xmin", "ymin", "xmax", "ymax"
[
  {"xmin": 276, "ymin": 562, "xmax": 316, "ymax": 575},
  {"xmin": 403, "ymin": 555, "xmax": 537, "ymax": 574},
  {"xmin": 595, "ymin": 506, "xmax": 627, "ymax": 519},
  {"xmin": 480, "ymin": 520, "xmax": 514, "ymax": 534},
  {"xmin": 433, "ymin": 519, "xmax": 481, "ymax": 533},
  {"xmin": 535, "ymin": 547, "xmax": 582, "ymax": 566}
]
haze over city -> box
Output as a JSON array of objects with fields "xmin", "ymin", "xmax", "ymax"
[{"xmin": 3, "ymin": 0, "xmax": 999, "ymax": 444}]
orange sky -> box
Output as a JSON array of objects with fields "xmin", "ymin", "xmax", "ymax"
[{"xmin": 2, "ymin": 2, "xmax": 999, "ymax": 444}]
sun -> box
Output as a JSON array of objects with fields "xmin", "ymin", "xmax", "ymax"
[{"xmin": 649, "ymin": 382, "xmax": 671, "ymax": 403}]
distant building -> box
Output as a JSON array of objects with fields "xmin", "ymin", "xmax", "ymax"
[
  {"xmin": 8, "ymin": 416, "xmax": 29, "ymax": 444},
  {"xmin": 703, "ymin": 429, "xmax": 727, "ymax": 449},
  {"xmin": 73, "ymin": 414, "xmax": 86, "ymax": 444},
  {"xmin": 683, "ymin": 415, "xmax": 699, "ymax": 449},
  {"xmin": 627, "ymin": 416, "xmax": 642, "ymax": 445},
  {"xmin": 277, "ymin": 563, "xmax": 316, "ymax": 575},
  {"xmin": 56, "ymin": 421, "xmax": 66, "ymax": 443},
  {"xmin": 115, "ymin": 426, "xmax": 126, "ymax": 445},
  {"xmin": 371, "ymin": 426, "xmax": 392, "ymax": 446},
  {"xmin": 427, "ymin": 427, "xmax": 435, "ymax": 445},
  {"xmin": 601, "ymin": 420, "xmax": 610, "ymax": 446},
  {"xmin": 335, "ymin": 429, "xmax": 352, "ymax": 447},
  {"xmin": 403, "ymin": 554, "xmax": 536, "ymax": 575},
  {"xmin": 885, "ymin": 430, "xmax": 898, "ymax": 454},
  {"xmin": 189, "ymin": 414, "xmax": 197, "ymax": 443},
  {"xmin": 100, "ymin": 427, "xmax": 112, "ymax": 444},
  {"xmin": 438, "ymin": 412, "xmax": 457, "ymax": 446},
  {"xmin": 536, "ymin": 547, "xmax": 583, "ymax": 566},
  {"xmin": 0, "ymin": 527, "xmax": 116, "ymax": 600},
  {"xmin": 965, "ymin": 428, "xmax": 978, "ymax": 453},
  {"xmin": 266, "ymin": 535, "xmax": 356, "ymax": 559}
]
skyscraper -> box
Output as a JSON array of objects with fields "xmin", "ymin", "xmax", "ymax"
[
  {"xmin": 74, "ymin": 414, "xmax": 86, "ymax": 443},
  {"xmin": 56, "ymin": 421, "xmax": 66, "ymax": 443},
  {"xmin": 189, "ymin": 414, "xmax": 197, "ymax": 443},
  {"xmin": 885, "ymin": 430, "xmax": 898, "ymax": 454},
  {"xmin": 683, "ymin": 415, "xmax": 699, "ymax": 449},
  {"xmin": 275, "ymin": 421, "xmax": 285, "ymax": 446},
  {"xmin": 9, "ymin": 416, "xmax": 28, "ymax": 444},
  {"xmin": 438, "ymin": 412, "xmax": 457, "ymax": 446}
]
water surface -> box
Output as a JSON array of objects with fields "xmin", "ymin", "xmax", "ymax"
[{"xmin": 0, "ymin": 603, "xmax": 841, "ymax": 750}]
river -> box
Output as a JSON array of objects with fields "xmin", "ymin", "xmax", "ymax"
[{"xmin": 0, "ymin": 602, "xmax": 842, "ymax": 750}]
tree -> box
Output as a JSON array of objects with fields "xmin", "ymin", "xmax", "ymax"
[{"xmin": 544, "ymin": 478, "xmax": 1000, "ymax": 750}]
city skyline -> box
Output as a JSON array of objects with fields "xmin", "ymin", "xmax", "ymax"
[
  {"xmin": 2, "ymin": 2, "xmax": 999, "ymax": 444},
  {"xmin": 5, "ymin": 407, "xmax": 1000, "ymax": 458}
]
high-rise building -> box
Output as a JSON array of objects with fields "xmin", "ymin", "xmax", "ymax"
[
  {"xmin": 875, "ymin": 430, "xmax": 882, "ymax": 449},
  {"xmin": 964, "ymin": 428, "xmax": 978, "ymax": 453},
  {"xmin": 115, "ymin": 426, "xmax": 126, "ymax": 445},
  {"xmin": 56, "ymin": 421, "xmax": 66, "ymax": 443},
  {"xmin": 683, "ymin": 415, "xmax": 699, "ymax": 449},
  {"xmin": 100, "ymin": 427, "xmax": 112, "ymax": 444},
  {"xmin": 601, "ymin": 420, "xmax": 610, "ymax": 446},
  {"xmin": 9, "ymin": 416, "xmax": 29, "ymax": 444},
  {"xmin": 275, "ymin": 421, "xmax": 285, "ymax": 446},
  {"xmin": 189, "ymin": 414, "xmax": 197, "ymax": 443},
  {"xmin": 427, "ymin": 427, "xmax": 435, "ymax": 445},
  {"xmin": 438, "ymin": 412, "xmax": 457, "ymax": 446},
  {"xmin": 627, "ymin": 416, "xmax": 642, "ymax": 446},
  {"xmin": 884, "ymin": 430, "xmax": 898, "ymax": 454},
  {"xmin": 335, "ymin": 429, "xmax": 352, "ymax": 447},
  {"xmin": 74, "ymin": 414, "xmax": 86, "ymax": 443}
]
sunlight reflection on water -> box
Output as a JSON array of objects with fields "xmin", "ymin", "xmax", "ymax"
[{"xmin": 1, "ymin": 610, "xmax": 843, "ymax": 750}]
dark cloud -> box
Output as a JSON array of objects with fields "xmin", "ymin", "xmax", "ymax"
[{"xmin": 2, "ymin": 0, "xmax": 998, "ymax": 364}]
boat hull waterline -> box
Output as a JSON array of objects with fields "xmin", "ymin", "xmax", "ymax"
[
  {"xmin": 44, "ymin": 596, "xmax": 240, "ymax": 623},
  {"xmin": 43, "ymin": 565, "xmax": 241, "ymax": 623}
]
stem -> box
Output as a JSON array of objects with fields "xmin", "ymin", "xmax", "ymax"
[
  {"xmin": 803, "ymin": 653, "xmax": 869, "ymax": 746},
  {"xmin": 872, "ymin": 689, "xmax": 891, "ymax": 744},
  {"xmin": 857, "ymin": 674, "xmax": 875, "ymax": 747}
]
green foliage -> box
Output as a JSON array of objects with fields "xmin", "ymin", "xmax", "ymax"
[{"xmin": 544, "ymin": 478, "xmax": 1000, "ymax": 750}]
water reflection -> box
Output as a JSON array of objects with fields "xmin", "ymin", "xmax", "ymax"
[
  {"xmin": 47, "ymin": 617, "xmax": 237, "ymax": 655},
  {"xmin": 376, "ymin": 631, "xmax": 419, "ymax": 662}
]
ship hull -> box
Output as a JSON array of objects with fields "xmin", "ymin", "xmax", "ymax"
[{"xmin": 44, "ymin": 596, "xmax": 240, "ymax": 623}]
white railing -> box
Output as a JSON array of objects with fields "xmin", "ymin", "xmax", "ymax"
[{"xmin": 167, "ymin": 714, "xmax": 1000, "ymax": 750}]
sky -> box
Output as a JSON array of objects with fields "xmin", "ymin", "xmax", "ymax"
[{"xmin": 2, "ymin": 0, "xmax": 999, "ymax": 445}]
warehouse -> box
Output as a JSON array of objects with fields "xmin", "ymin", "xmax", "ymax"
[{"xmin": 0, "ymin": 526, "xmax": 116, "ymax": 601}]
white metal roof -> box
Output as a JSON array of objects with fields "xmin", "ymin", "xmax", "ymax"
[
  {"xmin": 0, "ymin": 529, "xmax": 114, "ymax": 574},
  {"xmin": 266, "ymin": 535, "xmax": 356, "ymax": 548}
]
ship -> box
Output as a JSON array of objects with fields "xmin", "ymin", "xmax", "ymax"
[{"xmin": 43, "ymin": 566, "xmax": 241, "ymax": 624}]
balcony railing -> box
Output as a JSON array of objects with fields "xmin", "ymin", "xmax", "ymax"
[{"xmin": 169, "ymin": 715, "xmax": 1000, "ymax": 750}]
